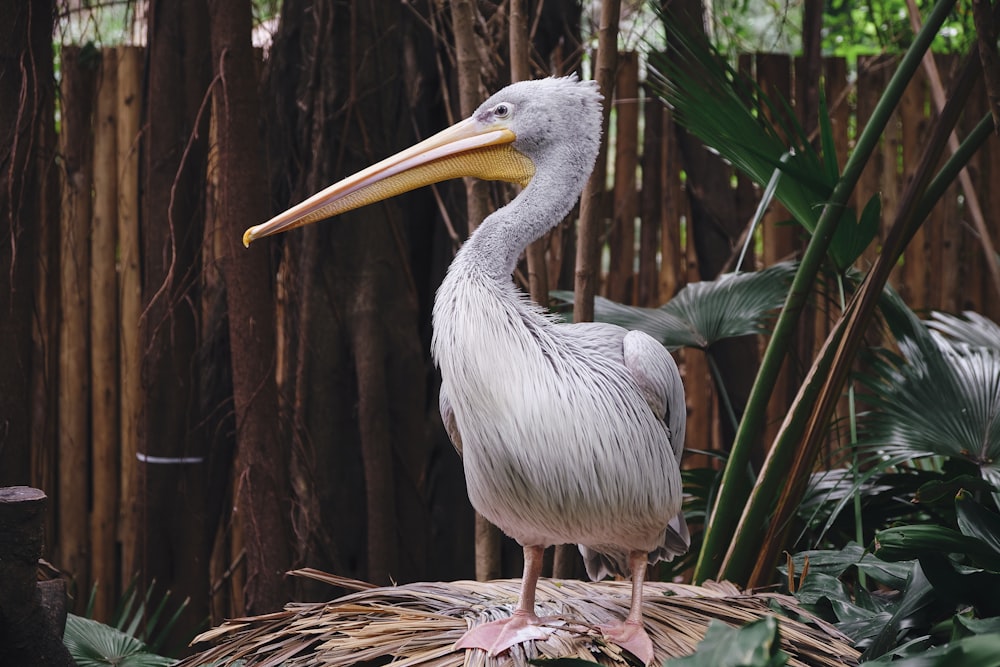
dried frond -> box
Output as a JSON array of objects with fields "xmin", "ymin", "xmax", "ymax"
[{"xmin": 179, "ymin": 571, "xmax": 859, "ymax": 667}]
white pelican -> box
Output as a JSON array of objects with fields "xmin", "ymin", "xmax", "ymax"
[{"xmin": 243, "ymin": 76, "xmax": 688, "ymax": 665}]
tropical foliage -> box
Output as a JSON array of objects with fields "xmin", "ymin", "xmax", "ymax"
[{"xmin": 63, "ymin": 580, "xmax": 189, "ymax": 667}]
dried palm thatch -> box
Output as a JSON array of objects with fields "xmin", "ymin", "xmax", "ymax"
[{"xmin": 180, "ymin": 569, "xmax": 859, "ymax": 667}]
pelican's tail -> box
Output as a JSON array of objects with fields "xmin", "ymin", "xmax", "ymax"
[{"xmin": 578, "ymin": 512, "xmax": 690, "ymax": 582}]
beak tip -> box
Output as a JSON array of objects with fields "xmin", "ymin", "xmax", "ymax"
[{"xmin": 242, "ymin": 228, "xmax": 255, "ymax": 248}]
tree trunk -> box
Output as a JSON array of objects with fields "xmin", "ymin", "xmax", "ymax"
[
  {"xmin": 263, "ymin": 0, "xmax": 436, "ymax": 589},
  {"xmin": 137, "ymin": 0, "xmax": 212, "ymax": 640},
  {"xmin": 0, "ymin": 0, "xmax": 52, "ymax": 492},
  {"xmin": 57, "ymin": 45, "xmax": 95, "ymax": 603},
  {"xmin": 207, "ymin": 0, "xmax": 292, "ymax": 613}
]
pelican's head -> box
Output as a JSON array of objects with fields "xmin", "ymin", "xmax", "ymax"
[{"xmin": 243, "ymin": 76, "xmax": 604, "ymax": 246}]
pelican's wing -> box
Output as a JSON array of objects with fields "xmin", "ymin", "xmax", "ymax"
[
  {"xmin": 439, "ymin": 384, "xmax": 463, "ymax": 456},
  {"xmin": 622, "ymin": 330, "xmax": 686, "ymax": 461}
]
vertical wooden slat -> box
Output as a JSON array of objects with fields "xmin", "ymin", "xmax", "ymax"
[
  {"xmin": 659, "ymin": 108, "xmax": 683, "ymax": 300},
  {"xmin": 825, "ymin": 57, "xmax": 850, "ymax": 175},
  {"xmin": 898, "ymin": 67, "xmax": 930, "ymax": 311},
  {"xmin": 638, "ymin": 84, "xmax": 663, "ymax": 307},
  {"xmin": 90, "ymin": 50, "xmax": 119, "ymax": 622},
  {"xmin": 682, "ymin": 196, "xmax": 714, "ymax": 466},
  {"xmin": 607, "ymin": 52, "xmax": 639, "ymax": 303},
  {"xmin": 756, "ymin": 53, "xmax": 796, "ymax": 451},
  {"xmin": 58, "ymin": 46, "xmax": 96, "ymax": 601},
  {"xmin": 116, "ymin": 45, "xmax": 142, "ymax": 588},
  {"xmin": 962, "ymin": 79, "xmax": 986, "ymax": 313},
  {"xmin": 931, "ymin": 55, "xmax": 961, "ymax": 313}
]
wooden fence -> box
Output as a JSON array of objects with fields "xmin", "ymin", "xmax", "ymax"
[{"xmin": 41, "ymin": 46, "xmax": 1000, "ymax": 626}]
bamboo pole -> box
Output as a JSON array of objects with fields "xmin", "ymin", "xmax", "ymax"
[
  {"xmin": 116, "ymin": 45, "xmax": 142, "ymax": 589},
  {"xmin": 638, "ymin": 84, "xmax": 663, "ymax": 307},
  {"xmin": 449, "ymin": 0, "xmax": 502, "ymax": 582},
  {"xmin": 58, "ymin": 46, "xmax": 95, "ymax": 600},
  {"xmin": 90, "ymin": 49, "xmax": 120, "ymax": 622},
  {"xmin": 511, "ymin": 0, "xmax": 550, "ymax": 308},
  {"xmin": 607, "ymin": 51, "xmax": 639, "ymax": 304},
  {"xmin": 573, "ymin": 0, "xmax": 620, "ymax": 322}
]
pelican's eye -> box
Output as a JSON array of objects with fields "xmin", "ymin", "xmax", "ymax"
[{"xmin": 492, "ymin": 103, "xmax": 513, "ymax": 119}]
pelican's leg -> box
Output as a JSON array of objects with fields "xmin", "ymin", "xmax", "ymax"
[
  {"xmin": 455, "ymin": 544, "xmax": 553, "ymax": 655},
  {"xmin": 601, "ymin": 550, "xmax": 654, "ymax": 665}
]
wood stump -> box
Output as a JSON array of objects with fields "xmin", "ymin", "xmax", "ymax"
[{"xmin": 0, "ymin": 486, "xmax": 77, "ymax": 666}]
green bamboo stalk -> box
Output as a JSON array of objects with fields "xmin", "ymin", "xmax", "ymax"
[
  {"xmin": 692, "ymin": 0, "xmax": 959, "ymax": 584},
  {"xmin": 733, "ymin": 46, "xmax": 986, "ymax": 588}
]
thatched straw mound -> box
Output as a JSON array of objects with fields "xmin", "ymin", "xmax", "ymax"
[{"xmin": 181, "ymin": 569, "xmax": 859, "ymax": 667}]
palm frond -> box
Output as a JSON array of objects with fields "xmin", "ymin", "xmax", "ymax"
[
  {"xmin": 857, "ymin": 303, "xmax": 1000, "ymax": 491},
  {"xmin": 553, "ymin": 262, "xmax": 795, "ymax": 350},
  {"xmin": 63, "ymin": 614, "xmax": 176, "ymax": 667},
  {"xmin": 926, "ymin": 311, "xmax": 1000, "ymax": 351},
  {"xmin": 178, "ymin": 571, "xmax": 859, "ymax": 667},
  {"xmin": 647, "ymin": 24, "xmax": 830, "ymax": 231}
]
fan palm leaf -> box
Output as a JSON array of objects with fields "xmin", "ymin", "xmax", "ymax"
[
  {"xmin": 859, "ymin": 303, "xmax": 1000, "ymax": 492},
  {"xmin": 926, "ymin": 311, "xmax": 1000, "ymax": 351},
  {"xmin": 63, "ymin": 614, "xmax": 176, "ymax": 667},
  {"xmin": 553, "ymin": 262, "xmax": 795, "ymax": 351},
  {"xmin": 178, "ymin": 570, "xmax": 859, "ymax": 667}
]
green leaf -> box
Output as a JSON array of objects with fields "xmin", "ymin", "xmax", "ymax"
[
  {"xmin": 928, "ymin": 311, "xmax": 1000, "ymax": 351},
  {"xmin": 858, "ymin": 305, "xmax": 1000, "ymax": 492},
  {"xmin": 874, "ymin": 525, "xmax": 1000, "ymax": 570},
  {"xmin": 828, "ymin": 193, "xmax": 880, "ymax": 272},
  {"xmin": 63, "ymin": 614, "xmax": 176, "ymax": 667},
  {"xmin": 955, "ymin": 490, "xmax": 1000, "ymax": 557},
  {"xmin": 864, "ymin": 632, "xmax": 1000, "ymax": 667},
  {"xmin": 552, "ymin": 262, "xmax": 795, "ymax": 350},
  {"xmin": 860, "ymin": 562, "xmax": 937, "ymax": 660},
  {"xmin": 916, "ymin": 475, "xmax": 995, "ymax": 505},
  {"xmin": 952, "ymin": 612, "xmax": 1000, "ymax": 639},
  {"xmin": 664, "ymin": 617, "xmax": 788, "ymax": 667},
  {"xmin": 817, "ymin": 85, "xmax": 839, "ymax": 184}
]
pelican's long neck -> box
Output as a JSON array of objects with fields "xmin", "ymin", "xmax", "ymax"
[{"xmin": 455, "ymin": 160, "xmax": 588, "ymax": 281}]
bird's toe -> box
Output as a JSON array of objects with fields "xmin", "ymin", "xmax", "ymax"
[
  {"xmin": 600, "ymin": 620, "xmax": 654, "ymax": 666},
  {"xmin": 455, "ymin": 611, "xmax": 553, "ymax": 656}
]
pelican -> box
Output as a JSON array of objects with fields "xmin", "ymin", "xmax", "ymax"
[{"xmin": 243, "ymin": 76, "xmax": 688, "ymax": 665}]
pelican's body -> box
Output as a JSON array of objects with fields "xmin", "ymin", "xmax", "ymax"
[
  {"xmin": 244, "ymin": 76, "xmax": 688, "ymax": 664},
  {"xmin": 434, "ymin": 251, "xmax": 684, "ymax": 567}
]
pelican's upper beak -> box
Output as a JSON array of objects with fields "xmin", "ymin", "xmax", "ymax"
[{"xmin": 243, "ymin": 117, "xmax": 535, "ymax": 247}]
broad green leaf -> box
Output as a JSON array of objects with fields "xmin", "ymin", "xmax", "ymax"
[
  {"xmin": 955, "ymin": 490, "xmax": 1000, "ymax": 557},
  {"xmin": 916, "ymin": 475, "xmax": 995, "ymax": 504},
  {"xmin": 664, "ymin": 617, "xmax": 788, "ymax": 667},
  {"xmin": 783, "ymin": 545, "xmax": 913, "ymax": 590},
  {"xmin": 860, "ymin": 563, "xmax": 936, "ymax": 661},
  {"xmin": 874, "ymin": 525, "xmax": 1000, "ymax": 570},
  {"xmin": 951, "ymin": 613, "xmax": 1000, "ymax": 639},
  {"xmin": 864, "ymin": 632, "xmax": 1000, "ymax": 667}
]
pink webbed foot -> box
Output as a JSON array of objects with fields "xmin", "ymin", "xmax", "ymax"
[
  {"xmin": 455, "ymin": 609, "xmax": 554, "ymax": 656},
  {"xmin": 601, "ymin": 620, "xmax": 654, "ymax": 666}
]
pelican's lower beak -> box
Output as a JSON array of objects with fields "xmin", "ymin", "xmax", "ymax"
[{"xmin": 243, "ymin": 118, "xmax": 535, "ymax": 247}]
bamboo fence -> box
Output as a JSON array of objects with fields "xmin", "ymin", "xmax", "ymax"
[{"xmin": 42, "ymin": 46, "xmax": 1000, "ymax": 624}]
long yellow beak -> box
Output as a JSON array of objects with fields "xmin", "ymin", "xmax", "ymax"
[{"xmin": 243, "ymin": 118, "xmax": 535, "ymax": 246}]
